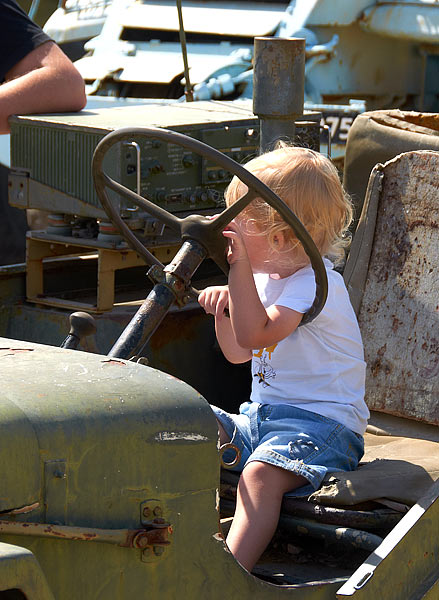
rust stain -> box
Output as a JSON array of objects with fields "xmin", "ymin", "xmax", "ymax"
[
  {"xmin": 0, "ymin": 347, "xmax": 34, "ymax": 357},
  {"xmin": 370, "ymin": 344, "xmax": 393, "ymax": 378},
  {"xmin": 408, "ymin": 219, "xmax": 438, "ymax": 231},
  {"xmin": 391, "ymin": 317, "xmax": 402, "ymax": 333},
  {"xmin": 130, "ymin": 526, "xmax": 171, "ymax": 549},
  {"xmin": 0, "ymin": 347, "xmax": 33, "ymax": 351},
  {"xmin": 101, "ymin": 359, "xmax": 126, "ymax": 367},
  {"xmin": 369, "ymin": 359, "xmax": 383, "ymax": 377},
  {"xmin": 411, "ymin": 335, "xmax": 439, "ymax": 379},
  {"xmin": 377, "ymin": 344, "xmax": 387, "ymax": 357},
  {"xmin": 4, "ymin": 502, "xmax": 40, "ymax": 516}
]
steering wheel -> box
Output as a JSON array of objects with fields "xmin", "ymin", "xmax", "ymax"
[{"xmin": 92, "ymin": 126, "xmax": 328, "ymax": 328}]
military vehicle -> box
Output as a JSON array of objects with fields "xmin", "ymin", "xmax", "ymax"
[
  {"xmin": 0, "ymin": 35, "xmax": 438, "ymax": 599},
  {"xmin": 43, "ymin": 0, "xmax": 439, "ymax": 165}
]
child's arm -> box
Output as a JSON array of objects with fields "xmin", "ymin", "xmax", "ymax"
[
  {"xmin": 198, "ymin": 286, "xmax": 252, "ymax": 364},
  {"xmin": 225, "ymin": 227, "xmax": 303, "ymax": 350}
]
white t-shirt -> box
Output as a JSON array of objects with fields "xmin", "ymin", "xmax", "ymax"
[{"xmin": 251, "ymin": 259, "xmax": 369, "ymax": 435}]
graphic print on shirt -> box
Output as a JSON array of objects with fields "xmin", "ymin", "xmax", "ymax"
[{"xmin": 253, "ymin": 344, "xmax": 277, "ymax": 387}]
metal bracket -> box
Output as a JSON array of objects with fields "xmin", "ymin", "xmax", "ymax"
[
  {"xmin": 146, "ymin": 265, "xmax": 188, "ymax": 308},
  {"xmin": 8, "ymin": 169, "xmax": 30, "ymax": 208},
  {"xmin": 140, "ymin": 499, "xmax": 170, "ymax": 562}
]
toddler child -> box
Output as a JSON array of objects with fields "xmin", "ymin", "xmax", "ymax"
[{"xmin": 198, "ymin": 145, "xmax": 369, "ymax": 573}]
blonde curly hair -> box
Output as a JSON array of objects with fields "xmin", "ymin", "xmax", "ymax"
[{"xmin": 225, "ymin": 144, "xmax": 353, "ymax": 267}]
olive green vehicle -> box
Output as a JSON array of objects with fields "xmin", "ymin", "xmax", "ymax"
[{"xmin": 0, "ymin": 38, "xmax": 438, "ymax": 599}]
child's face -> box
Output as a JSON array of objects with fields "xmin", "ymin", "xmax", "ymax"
[{"xmin": 233, "ymin": 215, "xmax": 301, "ymax": 278}]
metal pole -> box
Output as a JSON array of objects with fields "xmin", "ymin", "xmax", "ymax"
[
  {"xmin": 253, "ymin": 37, "xmax": 306, "ymax": 153},
  {"xmin": 176, "ymin": 0, "xmax": 194, "ymax": 102}
]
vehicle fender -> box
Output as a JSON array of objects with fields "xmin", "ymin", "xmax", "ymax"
[
  {"xmin": 0, "ymin": 387, "xmax": 40, "ymax": 512},
  {"xmin": 0, "ymin": 541, "xmax": 54, "ymax": 599},
  {"xmin": 0, "ymin": 337, "xmax": 219, "ymax": 529}
]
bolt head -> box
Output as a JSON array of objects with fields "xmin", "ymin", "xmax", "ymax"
[
  {"xmin": 153, "ymin": 506, "xmax": 162, "ymax": 516},
  {"xmin": 153, "ymin": 545, "xmax": 165, "ymax": 556},
  {"xmin": 143, "ymin": 507, "xmax": 151, "ymax": 518},
  {"xmin": 137, "ymin": 535, "xmax": 150, "ymax": 549}
]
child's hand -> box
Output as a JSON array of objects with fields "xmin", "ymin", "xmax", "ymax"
[
  {"xmin": 223, "ymin": 221, "xmax": 249, "ymax": 265},
  {"xmin": 198, "ymin": 285, "xmax": 229, "ymax": 320}
]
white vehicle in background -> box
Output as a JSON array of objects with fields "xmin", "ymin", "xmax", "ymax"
[
  {"xmin": 43, "ymin": 0, "xmax": 113, "ymax": 60},
  {"xmin": 43, "ymin": 0, "xmax": 439, "ymax": 164}
]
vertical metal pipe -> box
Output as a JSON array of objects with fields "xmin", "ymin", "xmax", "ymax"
[
  {"xmin": 176, "ymin": 0, "xmax": 194, "ymax": 102},
  {"xmin": 253, "ymin": 37, "xmax": 306, "ymax": 153}
]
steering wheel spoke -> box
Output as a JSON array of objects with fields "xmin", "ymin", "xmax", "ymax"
[
  {"xmin": 101, "ymin": 172, "xmax": 183, "ymax": 235},
  {"xmin": 210, "ymin": 189, "xmax": 258, "ymax": 232}
]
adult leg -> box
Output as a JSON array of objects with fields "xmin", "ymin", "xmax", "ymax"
[{"xmin": 226, "ymin": 461, "xmax": 307, "ymax": 572}]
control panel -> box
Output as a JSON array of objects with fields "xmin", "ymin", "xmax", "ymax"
[
  {"xmin": 122, "ymin": 123, "xmax": 260, "ymax": 215},
  {"xmin": 9, "ymin": 101, "xmax": 320, "ymax": 226}
]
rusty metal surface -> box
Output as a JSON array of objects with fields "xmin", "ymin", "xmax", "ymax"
[
  {"xmin": 164, "ymin": 239, "xmax": 207, "ymax": 286},
  {"xmin": 253, "ymin": 37, "xmax": 305, "ymax": 151},
  {"xmin": 253, "ymin": 37, "xmax": 305, "ymax": 117},
  {"xmin": 358, "ymin": 151, "xmax": 439, "ymax": 425},
  {"xmin": 0, "ymin": 520, "xmax": 171, "ymax": 549}
]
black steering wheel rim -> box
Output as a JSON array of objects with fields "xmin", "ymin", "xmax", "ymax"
[{"xmin": 92, "ymin": 126, "xmax": 328, "ymax": 324}]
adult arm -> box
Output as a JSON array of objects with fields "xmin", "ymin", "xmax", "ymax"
[{"xmin": 0, "ymin": 40, "xmax": 86, "ymax": 134}]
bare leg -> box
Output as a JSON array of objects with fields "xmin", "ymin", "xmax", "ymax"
[{"xmin": 226, "ymin": 461, "xmax": 307, "ymax": 572}]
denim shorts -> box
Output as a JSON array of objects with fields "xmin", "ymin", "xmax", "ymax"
[{"xmin": 213, "ymin": 402, "xmax": 364, "ymax": 497}]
